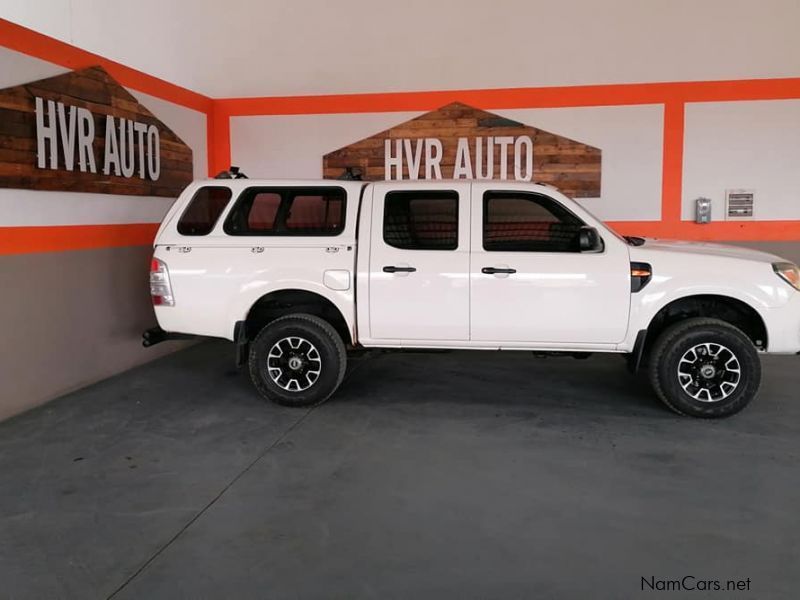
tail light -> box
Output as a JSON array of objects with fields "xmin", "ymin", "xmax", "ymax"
[{"xmin": 150, "ymin": 257, "xmax": 174, "ymax": 306}]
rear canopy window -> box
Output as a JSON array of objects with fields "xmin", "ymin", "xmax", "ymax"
[
  {"xmin": 225, "ymin": 187, "xmax": 346, "ymax": 236},
  {"xmin": 247, "ymin": 192, "xmax": 281, "ymax": 231},
  {"xmin": 177, "ymin": 187, "xmax": 232, "ymax": 236}
]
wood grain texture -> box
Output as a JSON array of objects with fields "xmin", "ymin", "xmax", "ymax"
[
  {"xmin": 323, "ymin": 102, "xmax": 601, "ymax": 197},
  {"xmin": 0, "ymin": 66, "xmax": 193, "ymax": 197}
]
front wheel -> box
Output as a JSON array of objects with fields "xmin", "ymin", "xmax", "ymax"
[
  {"xmin": 248, "ymin": 313, "xmax": 347, "ymax": 407},
  {"xmin": 648, "ymin": 318, "xmax": 761, "ymax": 418}
]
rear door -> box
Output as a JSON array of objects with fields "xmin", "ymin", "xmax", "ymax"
[
  {"xmin": 469, "ymin": 183, "xmax": 631, "ymax": 345},
  {"xmin": 367, "ymin": 182, "xmax": 471, "ymax": 342}
]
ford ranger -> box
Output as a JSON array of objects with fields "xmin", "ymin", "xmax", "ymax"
[{"xmin": 143, "ymin": 173, "xmax": 800, "ymax": 418}]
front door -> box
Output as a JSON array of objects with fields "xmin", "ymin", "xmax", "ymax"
[
  {"xmin": 469, "ymin": 184, "xmax": 631, "ymax": 345},
  {"xmin": 368, "ymin": 182, "xmax": 471, "ymax": 341}
]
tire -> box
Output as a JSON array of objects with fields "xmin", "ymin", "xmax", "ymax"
[
  {"xmin": 248, "ymin": 313, "xmax": 347, "ymax": 407},
  {"xmin": 648, "ymin": 317, "xmax": 761, "ymax": 418}
]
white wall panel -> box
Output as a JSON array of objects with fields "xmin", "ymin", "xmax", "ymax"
[
  {"xmin": 2, "ymin": 0, "xmax": 799, "ymax": 97},
  {"xmin": 231, "ymin": 112, "xmax": 423, "ymax": 179},
  {"xmin": 136, "ymin": 91, "xmax": 208, "ymax": 179},
  {"xmin": 0, "ymin": 190, "xmax": 174, "ymax": 226},
  {"xmin": 496, "ymin": 106, "xmax": 663, "ymax": 221},
  {"xmin": 683, "ymin": 100, "xmax": 800, "ymax": 221},
  {"xmin": 0, "ymin": 0, "xmax": 71, "ymax": 42},
  {"xmin": 231, "ymin": 105, "xmax": 663, "ymax": 221},
  {"xmin": 0, "ymin": 46, "xmax": 65, "ymax": 88}
]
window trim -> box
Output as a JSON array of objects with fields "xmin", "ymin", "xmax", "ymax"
[
  {"xmin": 222, "ymin": 186, "xmax": 348, "ymax": 237},
  {"xmin": 176, "ymin": 185, "xmax": 234, "ymax": 237},
  {"xmin": 382, "ymin": 189, "xmax": 460, "ymax": 251},
  {"xmin": 481, "ymin": 190, "xmax": 593, "ymax": 253}
]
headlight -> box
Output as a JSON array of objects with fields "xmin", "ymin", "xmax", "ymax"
[{"xmin": 773, "ymin": 262, "xmax": 800, "ymax": 291}]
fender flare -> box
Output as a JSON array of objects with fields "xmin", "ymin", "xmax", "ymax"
[{"xmin": 229, "ymin": 281, "xmax": 355, "ymax": 342}]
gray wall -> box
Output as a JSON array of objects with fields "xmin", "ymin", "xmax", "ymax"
[{"xmin": 0, "ymin": 246, "xmax": 188, "ymax": 421}]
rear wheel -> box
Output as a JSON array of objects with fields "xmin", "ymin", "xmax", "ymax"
[
  {"xmin": 648, "ymin": 318, "xmax": 761, "ymax": 418},
  {"xmin": 248, "ymin": 313, "xmax": 346, "ymax": 407}
]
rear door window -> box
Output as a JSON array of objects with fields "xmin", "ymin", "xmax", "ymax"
[{"xmin": 383, "ymin": 191, "xmax": 459, "ymax": 250}]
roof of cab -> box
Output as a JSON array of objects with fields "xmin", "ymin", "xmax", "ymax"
[{"xmin": 192, "ymin": 178, "xmax": 560, "ymax": 192}]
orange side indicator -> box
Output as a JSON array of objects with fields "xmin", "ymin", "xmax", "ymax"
[{"xmin": 630, "ymin": 262, "xmax": 653, "ymax": 293}]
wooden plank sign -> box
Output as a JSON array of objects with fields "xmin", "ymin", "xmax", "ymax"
[
  {"xmin": 323, "ymin": 102, "xmax": 601, "ymax": 198},
  {"xmin": 0, "ymin": 66, "xmax": 193, "ymax": 197}
]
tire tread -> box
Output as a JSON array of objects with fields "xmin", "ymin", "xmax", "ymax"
[
  {"xmin": 648, "ymin": 317, "xmax": 760, "ymax": 418},
  {"xmin": 248, "ymin": 313, "xmax": 347, "ymax": 407}
]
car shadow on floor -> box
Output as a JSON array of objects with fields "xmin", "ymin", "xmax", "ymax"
[{"xmin": 332, "ymin": 348, "xmax": 666, "ymax": 418}]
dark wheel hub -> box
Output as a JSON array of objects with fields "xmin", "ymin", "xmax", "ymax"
[
  {"xmin": 677, "ymin": 342, "xmax": 741, "ymax": 402},
  {"xmin": 266, "ymin": 336, "xmax": 322, "ymax": 392},
  {"xmin": 699, "ymin": 364, "xmax": 717, "ymax": 379}
]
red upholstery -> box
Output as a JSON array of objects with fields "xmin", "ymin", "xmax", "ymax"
[
  {"xmin": 485, "ymin": 221, "xmax": 556, "ymax": 242},
  {"xmin": 412, "ymin": 220, "xmax": 458, "ymax": 243}
]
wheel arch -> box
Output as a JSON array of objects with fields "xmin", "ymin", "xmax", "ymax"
[
  {"xmin": 644, "ymin": 294, "xmax": 768, "ymax": 353},
  {"xmin": 243, "ymin": 288, "xmax": 353, "ymax": 345}
]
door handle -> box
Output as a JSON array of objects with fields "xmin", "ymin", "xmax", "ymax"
[
  {"xmin": 383, "ymin": 265, "xmax": 417, "ymax": 273},
  {"xmin": 482, "ymin": 267, "xmax": 517, "ymax": 275}
]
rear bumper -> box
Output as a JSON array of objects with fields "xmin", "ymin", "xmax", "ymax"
[
  {"xmin": 143, "ymin": 322, "xmax": 249, "ymax": 369},
  {"xmin": 141, "ymin": 326, "xmax": 200, "ymax": 347}
]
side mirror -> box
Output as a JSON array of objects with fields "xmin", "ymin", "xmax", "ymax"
[{"xmin": 578, "ymin": 226, "xmax": 603, "ymax": 252}]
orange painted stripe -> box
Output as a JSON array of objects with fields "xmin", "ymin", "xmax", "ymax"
[
  {"xmin": 608, "ymin": 220, "xmax": 800, "ymax": 242},
  {"xmin": 0, "ymin": 223, "xmax": 158, "ymax": 256},
  {"xmin": 206, "ymin": 106, "xmax": 217, "ymax": 177},
  {"xmin": 660, "ymin": 102, "xmax": 685, "ymax": 223},
  {"xmin": 207, "ymin": 104, "xmax": 232, "ymax": 177},
  {"xmin": 216, "ymin": 77, "xmax": 800, "ymax": 116},
  {"xmin": 0, "ymin": 18, "xmax": 212, "ymax": 113}
]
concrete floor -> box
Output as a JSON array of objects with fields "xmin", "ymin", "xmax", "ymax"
[{"xmin": 1, "ymin": 342, "xmax": 798, "ymax": 599}]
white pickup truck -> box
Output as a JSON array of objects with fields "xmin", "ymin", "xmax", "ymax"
[{"xmin": 144, "ymin": 172, "xmax": 800, "ymax": 418}]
